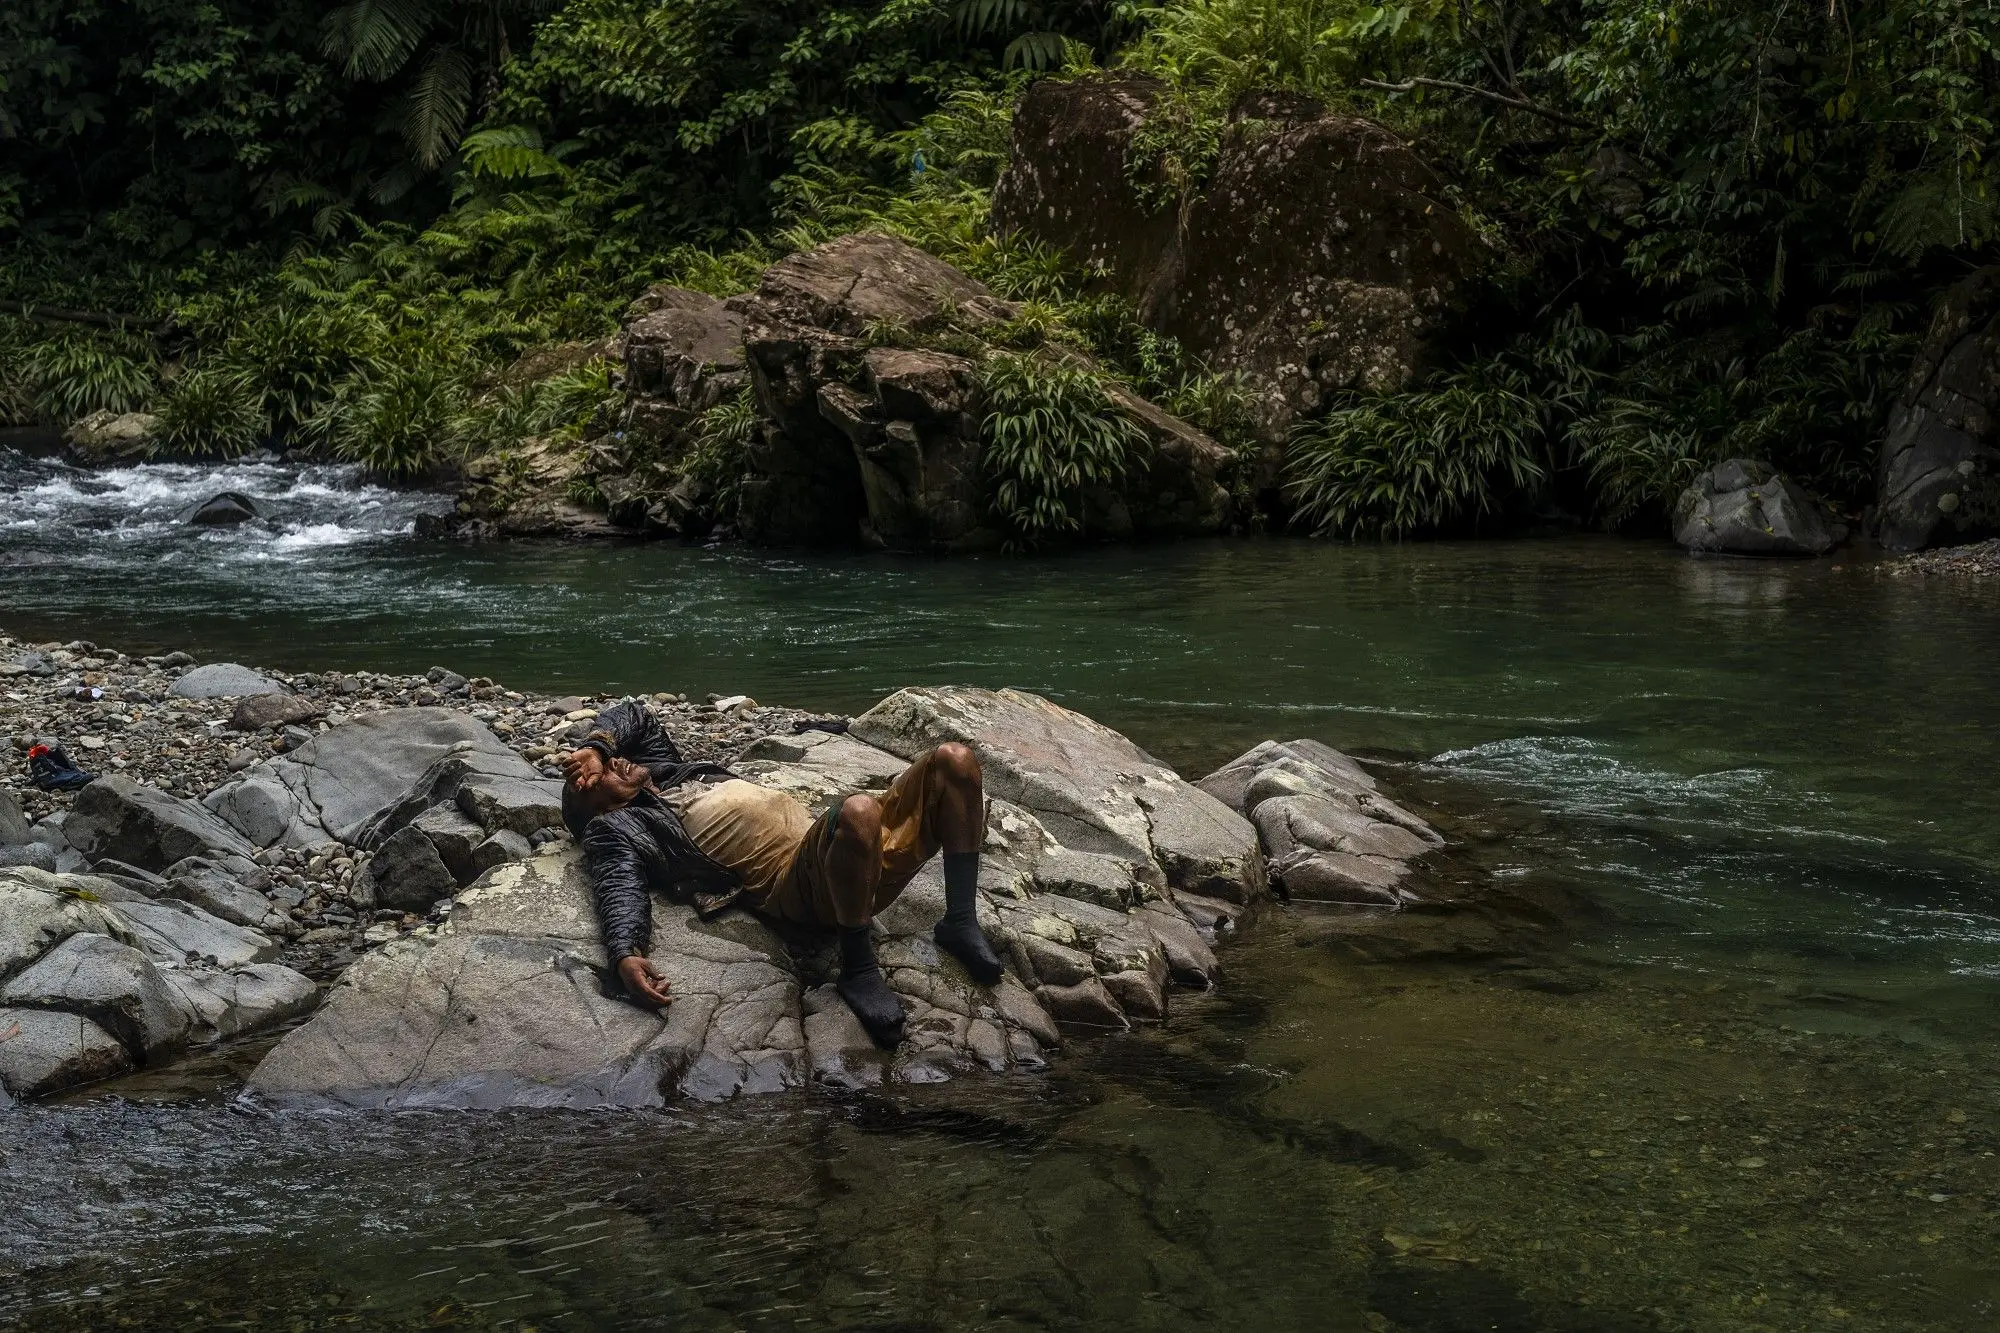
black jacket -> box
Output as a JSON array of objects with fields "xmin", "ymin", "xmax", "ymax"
[{"xmin": 574, "ymin": 701, "xmax": 742, "ymax": 960}]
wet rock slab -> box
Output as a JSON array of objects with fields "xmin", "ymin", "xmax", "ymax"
[
  {"xmin": 0, "ymin": 868, "xmax": 316, "ymax": 1099},
  {"xmin": 250, "ymin": 687, "xmax": 1257, "ymax": 1108}
]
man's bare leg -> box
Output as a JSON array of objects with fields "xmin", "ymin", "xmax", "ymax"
[
  {"xmin": 825, "ymin": 792, "xmax": 905, "ymax": 1042},
  {"xmin": 928, "ymin": 743, "xmax": 1004, "ymax": 984}
]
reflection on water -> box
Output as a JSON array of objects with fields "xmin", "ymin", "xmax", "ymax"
[
  {"xmin": 4, "ymin": 453, "xmax": 2000, "ymax": 1329},
  {"xmin": 4, "ymin": 928, "xmax": 1995, "ymax": 1332}
]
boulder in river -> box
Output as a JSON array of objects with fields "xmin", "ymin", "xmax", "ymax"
[
  {"xmin": 991, "ymin": 75, "xmax": 1482, "ymax": 443},
  {"xmin": 1199, "ymin": 739, "xmax": 1441, "ymax": 905},
  {"xmin": 248, "ymin": 689, "xmax": 1239, "ymax": 1108},
  {"xmin": 1876, "ymin": 265, "xmax": 2000, "ymax": 551},
  {"xmin": 183, "ymin": 491, "xmax": 263, "ymax": 526},
  {"xmin": 0, "ymin": 867, "xmax": 316, "ymax": 1099},
  {"xmin": 167, "ymin": 662, "xmax": 285, "ymax": 699},
  {"xmin": 62, "ymin": 410, "xmax": 160, "ymax": 464},
  {"xmin": 1673, "ymin": 460, "xmax": 1841, "ymax": 557}
]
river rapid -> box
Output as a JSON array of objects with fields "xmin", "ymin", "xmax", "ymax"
[{"xmin": 2, "ymin": 449, "xmax": 1998, "ymax": 1331}]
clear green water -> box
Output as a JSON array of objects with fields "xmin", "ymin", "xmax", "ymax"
[{"xmin": 3, "ymin": 454, "xmax": 1999, "ymax": 1330}]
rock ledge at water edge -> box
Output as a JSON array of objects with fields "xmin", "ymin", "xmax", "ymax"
[{"xmin": 248, "ymin": 686, "xmax": 1341, "ymax": 1108}]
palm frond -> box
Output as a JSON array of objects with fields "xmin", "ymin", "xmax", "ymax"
[{"xmin": 321, "ymin": 0, "xmax": 439, "ymax": 80}]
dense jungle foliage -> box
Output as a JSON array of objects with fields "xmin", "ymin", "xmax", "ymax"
[{"xmin": 1, "ymin": 0, "xmax": 1994, "ymax": 538}]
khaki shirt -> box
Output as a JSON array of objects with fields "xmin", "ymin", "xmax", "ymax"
[{"xmin": 664, "ymin": 779, "xmax": 811, "ymax": 897}]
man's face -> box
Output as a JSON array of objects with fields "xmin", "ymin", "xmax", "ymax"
[{"xmin": 572, "ymin": 756, "xmax": 653, "ymax": 820}]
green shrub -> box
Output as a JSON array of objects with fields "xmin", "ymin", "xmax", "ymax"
[
  {"xmin": 21, "ymin": 331, "xmax": 158, "ymax": 424},
  {"xmin": 221, "ymin": 304, "xmax": 389, "ymax": 434},
  {"xmin": 155, "ymin": 367, "xmax": 268, "ymax": 457},
  {"xmin": 672, "ymin": 386, "xmax": 761, "ymax": 517},
  {"xmin": 979, "ymin": 351, "xmax": 1150, "ymax": 544},
  {"xmin": 1287, "ymin": 371, "xmax": 1547, "ymax": 538},
  {"xmin": 313, "ymin": 360, "xmax": 469, "ymax": 476}
]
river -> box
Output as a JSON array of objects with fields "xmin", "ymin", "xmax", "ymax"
[{"xmin": 2, "ymin": 450, "xmax": 1997, "ymax": 1331}]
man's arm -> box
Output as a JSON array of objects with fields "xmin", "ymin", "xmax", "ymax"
[
  {"xmin": 581, "ymin": 817, "xmax": 669, "ymax": 1005},
  {"xmin": 578, "ymin": 701, "xmax": 683, "ymax": 778}
]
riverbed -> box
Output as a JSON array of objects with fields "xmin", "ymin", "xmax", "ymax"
[{"xmin": 2, "ymin": 450, "xmax": 1998, "ymax": 1331}]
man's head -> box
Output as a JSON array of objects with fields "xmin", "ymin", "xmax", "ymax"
[{"xmin": 560, "ymin": 752, "xmax": 653, "ymax": 839}]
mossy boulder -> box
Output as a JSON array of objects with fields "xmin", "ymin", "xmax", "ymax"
[{"xmin": 992, "ymin": 75, "xmax": 1485, "ymax": 443}]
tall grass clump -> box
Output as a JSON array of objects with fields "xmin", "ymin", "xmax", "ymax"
[
  {"xmin": 979, "ymin": 351, "xmax": 1150, "ymax": 544},
  {"xmin": 21, "ymin": 331, "xmax": 158, "ymax": 423},
  {"xmin": 155, "ymin": 368, "xmax": 268, "ymax": 456},
  {"xmin": 1287, "ymin": 370, "xmax": 1547, "ymax": 537}
]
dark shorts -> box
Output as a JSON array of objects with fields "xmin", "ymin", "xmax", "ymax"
[{"xmin": 750, "ymin": 747, "xmax": 951, "ymax": 929}]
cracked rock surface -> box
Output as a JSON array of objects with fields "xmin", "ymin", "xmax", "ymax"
[
  {"xmin": 1197, "ymin": 739, "xmax": 1442, "ymax": 905},
  {"xmin": 250, "ymin": 687, "xmax": 1261, "ymax": 1108},
  {"xmin": 0, "ymin": 868, "xmax": 317, "ymax": 1099}
]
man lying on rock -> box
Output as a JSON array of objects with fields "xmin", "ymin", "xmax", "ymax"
[{"xmin": 559, "ymin": 702, "xmax": 1003, "ymax": 1045}]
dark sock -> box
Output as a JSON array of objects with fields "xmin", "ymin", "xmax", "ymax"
[
  {"xmin": 836, "ymin": 924, "xmax": 904, "ymax": 1046},
  {"xmin": 933, "ymin": 851, "xmax": 1003, "ymax": 985}
]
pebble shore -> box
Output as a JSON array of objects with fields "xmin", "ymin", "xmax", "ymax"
[
  {"xmin": 1889, "ymin": 537, "xmax": 2000, "ymax": 576},
  {"xmin": 0, "ymin": 630, "xmax": 824, "ymax": 982}
]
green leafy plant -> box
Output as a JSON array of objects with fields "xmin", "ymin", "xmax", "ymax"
[
  {"xmin": 979, "ymin": 350, "xmax": 1150, "ymax": 544},
  {"xmin": 22, "ymin": 332, "xmax": 158, "ymax": 424},
  {"xmin": 1287, "ymin": 369, "xmax": 1547, "ymax": 538},
  {"xmin": 311, "ymin": 359, "xmax": 468, "ymax": 475},
  {"xmin": 155, "ymin": 367, "xmax": 269, "ymax": 456}
]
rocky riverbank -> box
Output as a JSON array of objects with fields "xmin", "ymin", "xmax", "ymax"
[
  {"xmin": 1, "ymin": 630, "xmax": 1447, "ymax": 1108},
  {"xmin": 1890, "ymin": 536, "xmax": 2000, "ymax": 575}
]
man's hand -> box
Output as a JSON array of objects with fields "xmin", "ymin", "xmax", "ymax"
[
  {"xmin": 561, "ymin": 747, "xmax": 606, "ymax": 790},
  {"xmin": 618, "ymin": 955, "xmax": 672, "ymax": 1008}
]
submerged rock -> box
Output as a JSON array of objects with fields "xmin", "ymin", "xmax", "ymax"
[
  {"xmin": 183, "ymin": 492, "xmax": 263, "ymax": 526},
  {"xmin": 1673, "ymin": 460, "xmax": 1841, "ymax": 557},
  {"xmin": 249, "ymin": 688, "xmax": 1245, "ymax": 1108},
  {"xmin": 1199, "ymin": 739, "xmax": 1441, "ymax": 905}
]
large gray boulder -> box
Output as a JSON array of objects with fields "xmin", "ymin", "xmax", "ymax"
[
  {"xmin": 161, "ymin": 856, "xmax": 284, "ymax": 931},
  {"xmin": 204, "ymin": 708, "xmax": 526, "ymax": 849},
  {"xmin": 361, "ymin": 825, "xmax": 458, "ymax": 913},
  {"xmin": 0, "ymin": 868, "xmax": 314, "ymax": 1098},
  {"xmin": 1877, "ymin": 266, "xmax": 2000, "ymax": 551},
  {"xmin": 1199, "ymin": 739, "xmax": 1441, "ymax": 905},
  {"xmin": 248, "ymin": 693, "xmax": 1239, "ymax": 1108},
  {"xmin": 249, "ymin": 843, "xmax": 1059, "ymax": 1108},
  {"xmin": 63, "ymin": 775, "xmax": 257, "ymax": 872},
  {"xmin": 2, "ymin": 932, "xmax": 195, "ymax": 1056},
  {"xmin": 167, "ymin": 663, "xmax": 285, "ymax": 699},
  {"xmin": 850, "ymin": 686, "xmax": 1266, "ymax": 904},
  {"xmin": 1674, "ymin": 460, "xmax": 1841, "ymax": 556}
]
